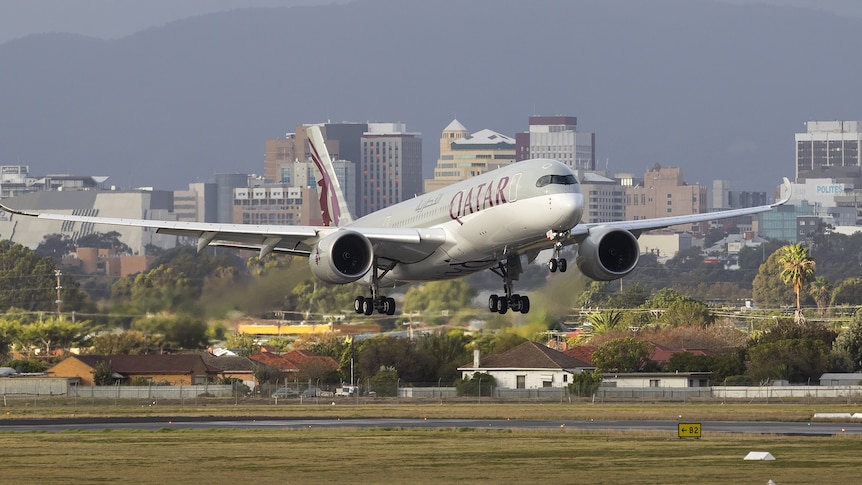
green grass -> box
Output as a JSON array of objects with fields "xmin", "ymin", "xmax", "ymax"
[{"xmin": 0, "ymin": 428, "xmax": 859, "ymax": 484}]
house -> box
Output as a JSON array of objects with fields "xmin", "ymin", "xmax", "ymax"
[
  {"xmin": 47, "ymin": 354, "xmax": 218, "ymax": 386},
  {"xmin": 200, "ymin": 353, "xmax": 260, "ymax": 389},
  {"xmin": 602, "ymin": 372, "xmax": 712, "ymax": 388},
  {"xmin": 819, "ymin": 373, "xmax": 862, "ymax": 386},
  {"xmin": 457, "ymin": 341, "xmax": 593, "ymax": 390},
  {"xmin": 248, "ymin": 349, "xmax": 339, "ymax": 383}
]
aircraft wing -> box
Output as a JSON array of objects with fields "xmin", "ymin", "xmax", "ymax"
[
  {"xmin": 0, "ymin": 203, "xmax": 446, "ymax": 262},
  {"xmin": 568, "ymin": 177, "xmax": 792, "ymax": 240}
]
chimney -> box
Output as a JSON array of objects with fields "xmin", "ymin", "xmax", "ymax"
[{"xmin": 473, "ymin": 349, "xmax": 480, "ymax": 368}]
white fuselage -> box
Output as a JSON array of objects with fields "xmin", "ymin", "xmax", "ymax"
[{"xmin": 347, "ymin": 159, "xmax": 584, "ymax": 285}]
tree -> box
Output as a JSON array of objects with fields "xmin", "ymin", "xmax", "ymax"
[
  {"xmin": 583, "ymin": 310, "xmax": 625, "ymax": 339},
  {"xmin": 35, "ymin": 234, "xmax": 76, "ymax": 264},
  {"xmin": 115, "ymin": 265, "xmax": 198, "ymax": 313},
  {"xmin": 0, "ymin": 241, "xmax": 91, "ymax": 312},
  {"xmin": 369, "ymin": 366, "xmax": 399, "ymax": 397},
  {"xmin": 88, "ymin": 330, "xmax": 160, "ymax": 355},
  {"xmin": 131, "ymin": 313, "xmax": 208, "ymax": 351},
  {"xmin": 92, "ymin": 360, "xmax": 115, "ymax": 386},
  {"xmin": 76, "ymin": 231, "xmax": 132, "ymax": 255},
  {"xmin": 472, "ymin": 331, "xmax": 527, "ymax": 358},
  {"xmin": 591, "ymin": 337, "xmax": 654, "ymax": 373},
  {"xmin": 659, "ymin": 299, "xmax": 714, "ymax": 327},
  {"xmin": 417, "ymin": 330, "xmax": 472, "ymax": 383},
  {"xmin": 456, "ymin": 371, "xmax": 494, "ymax": 397},
  {"xmin": 356, "ymin": 336, "xmax": 436, "ymax": 383},
  {"xmin": 777, "ymin": 243, "xmax": 816, "ymax": 321},
  {"xmin": 568, "ymin": 370, "xmax": 603, "ymax": 397},
  {"xmin": 0, "ymin": 318, "xmax": 20, "ymax": 360},
  {"xmin": 833, "ymin": 310, "xmax": 862, "ymax": 371},
  {"xmin": 752, "ymin": 250, "xmax": 796, "ymax": 310},
  {"xmin": 747, "ymin": 338, "xmax": 829, "ymax": 384},
  {"xmin": 809, "ymin": 276, "xmax": 831, "ymax": 317},
  {"xmin": 830, "ymin": 277, "xmax": 862, "ymax": 307},
  {"xmin": 18, "ymin": 317, "xmax": 88, "ymax": 357},
  {"xmin": 402, "ymin": 279, "xmax": 478, "ymax": 315}
]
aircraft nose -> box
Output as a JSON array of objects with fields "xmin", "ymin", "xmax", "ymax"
[{"xmin": 550, "ymin": 193, "xmax": 582, "ymax": 230}]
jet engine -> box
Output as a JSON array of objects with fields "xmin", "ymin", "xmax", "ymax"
[
  {"xmin": 576, "ymin": 226, "xmax": 640, "ymax": 281},
  {"xmin": 309, "ymin": 230, "xmax": 374, "ymax": 284}
]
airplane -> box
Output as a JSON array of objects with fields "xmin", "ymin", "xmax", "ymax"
[{"xmin": 0, "ymin": 125, "xmax": 791, "ymax": 316}]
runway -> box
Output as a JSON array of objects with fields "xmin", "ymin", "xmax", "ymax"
[{"xmin": 2, "ymin": 417, "xmax": 859, "ymax": 436}]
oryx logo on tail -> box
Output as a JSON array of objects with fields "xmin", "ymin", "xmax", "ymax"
[{"xmin": 307, "ymin": 125, "xmax": 353, "ymax": 227}]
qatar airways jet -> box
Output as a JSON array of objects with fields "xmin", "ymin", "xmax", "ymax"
[{"xmin": 0, "ymin": 126, "xmax": 790, "ymax": 316}]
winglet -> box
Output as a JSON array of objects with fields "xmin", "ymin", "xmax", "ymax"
[
  {"xmin": 307, "ymin": 125, "xmax": 354, "ymax": 227},
  {"xmin": 772, "ymin": 177, "xmax": 793, "ymax": 207}
]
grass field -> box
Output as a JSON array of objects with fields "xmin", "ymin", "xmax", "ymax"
[
  {"xmin": 2, "ymin": 401, "xmax": 862, "ymax": 483},
  {"xmin": 0, "ymin": 427, "xmax": 860, "ymax": 484}
]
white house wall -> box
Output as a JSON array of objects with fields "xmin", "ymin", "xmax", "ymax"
[{"xmin": 462, "ymin": 368, "xmax": 572, "ymax": 389}]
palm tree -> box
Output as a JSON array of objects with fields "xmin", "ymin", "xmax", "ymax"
[
  {"xmin": 808, "ymin": 276, "xmax": 831, "ymax": 318},
  {"xmin": 777, "ymin": 243, "xmax": 816, "ymax": 322},
  {"xmin": 582, "ymin": 310, "xmax": 625, "ymax": 340}
]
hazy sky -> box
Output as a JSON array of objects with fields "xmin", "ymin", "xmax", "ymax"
[
  {"xmin": 0, "ymin": 0, "xmax": 350, "ymax": 44},
  {"xmin": 0, "ymin": 0, "xmax": 859, "ymax": 45}
]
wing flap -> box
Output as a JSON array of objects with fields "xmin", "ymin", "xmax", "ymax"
[{"xmin": 0, "ymin": 202, "xmax": 448, "ymax": 263}]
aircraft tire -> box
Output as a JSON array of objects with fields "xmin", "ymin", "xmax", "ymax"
[{"xmin": 558, "ymin": 258, "xmax": 567, "ymax": 272}]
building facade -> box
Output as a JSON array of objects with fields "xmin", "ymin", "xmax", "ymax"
[
  {"xmin": 577, "ymin": 171, "xmax": 626, "ymax": 224},
  {"xmin": 515, "ymin": 116, "xmax": 595, "ymax": 171},
  {"xmin": 796, "ymin": 121, "xmax": 862, "ymax": 182},
  {"xmin": 359, "ymin": 123, "xmax": 422, "ymax": 216},
  {"xmin": 232, "ymin": 185, "xmax": 322, "ymax": 226},
  {"xmin": 424, "ymin": 120, "xmax": 516, "ymax": 193},
  {"xmin": 625, "ymin": 164, "xmax": 707, "ymax": 233}
]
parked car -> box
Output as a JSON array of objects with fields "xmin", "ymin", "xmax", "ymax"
[
  {"xmin": 302, "ymin": 387, "xmax": 333, "ymax": 398},
  {"xmin": 335, "ymin": 385, "xmax": 358, "ymax": 397},
  {"xmin": 272, "ymin": 387, "xmax": 299, "ymax": 398}
]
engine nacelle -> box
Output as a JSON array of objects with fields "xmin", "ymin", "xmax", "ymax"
[
  {"xmin": 576, "ymin": 226, "xmax": 640, "ymax": 281},
  {"xmin": 309, "ymin": 230, "xmax": 374, "ymax": 284}
]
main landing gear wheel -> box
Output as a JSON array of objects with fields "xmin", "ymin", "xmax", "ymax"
[
  {"xmin": 488, "ymin": 256, "xmax": 531, "ymax": 314},
  {"xmin": 548, "ymin": 257, "xmax": 567, "ymax": 273},
  {"xmin": 354, "ymin": 296, "xmax": 396, "ymax": 316},
  {"xmin": 488, "ymin": 294, "xmax": 530, "ymax": 315},
  {"xmin": 353, "ymin": 257, "xmax": 397, "ymax": 316}
]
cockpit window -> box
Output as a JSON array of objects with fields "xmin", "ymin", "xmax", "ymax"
[{"xmin": 536, "ymin": 174, "xmax": 578, "ymax": 187}]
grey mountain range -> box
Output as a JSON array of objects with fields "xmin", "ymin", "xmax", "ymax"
[{"xmin": 1, "ymin": 0, "xmax": 860, "ymax": 192}]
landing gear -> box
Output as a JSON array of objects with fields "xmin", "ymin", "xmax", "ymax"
[
  {"xmin": 488, "ymin": 256, "xmax": 530, "ymax": 314},
  {"xmin": 547, "ymin": 241, "xmax": 567, "ymax": 273},
  {"xmin": 353, "ymin": 257, "xmax": 397, "ymax": 316}
]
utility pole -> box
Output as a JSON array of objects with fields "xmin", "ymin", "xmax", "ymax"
[{"xmin": 54, "ymin": 269, "xmax": 62, "ymax": 316}]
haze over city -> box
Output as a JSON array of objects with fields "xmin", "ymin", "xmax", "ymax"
[{"xmin": 2, "ymin": 0, "xmax": 861, "ymax": 191}]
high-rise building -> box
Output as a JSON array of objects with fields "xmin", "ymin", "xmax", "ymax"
[
  {"xmin": 796, "ymin": 121, "xmax": 862, "ymax": 182},
  {"xmin": 625, "ymin": 163, "xmax": 707, "ymax": 232},
  {"xmin": 576, "ymin": 171, "xmax": 626, "ymax": 224},
  {"xmin": 515, "ymin": 116, "xmax": 595, "ymax": 171},
  {"xmin": 359, "ymin": 123, "xmax": 422, "ymax": 216},
  {"xmin": 211, "ymin": 173, "xmax": 249, "ymax": 223},
  {"xmin": 278, "ymin": 158, "xmax": 356, "ymax": 218},
  {"xmin": 232, "ymin": 185, "xmax": 322, "ymax": 226},
  {"xmin": 424, "ymin": 120, "xmax": 516, "ymax": 193}
]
